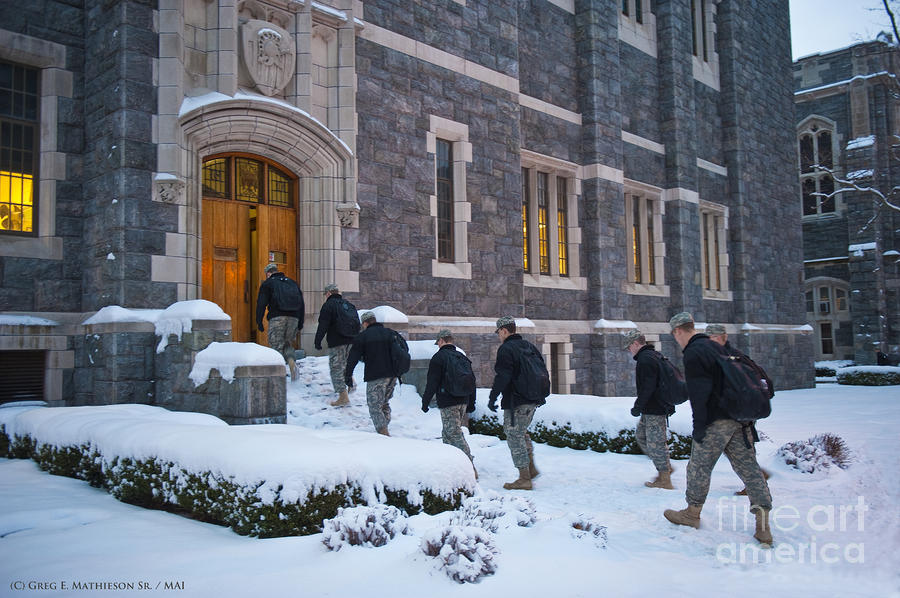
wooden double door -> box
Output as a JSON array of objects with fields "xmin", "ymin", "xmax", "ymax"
[{"xmin": 201, "ymin": 199, "xmax": 298, "ymax": 343}]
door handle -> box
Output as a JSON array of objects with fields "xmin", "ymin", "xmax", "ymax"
[{"xmin": 244, "ymin": 280, "xmax": 250, "ymax": 303}]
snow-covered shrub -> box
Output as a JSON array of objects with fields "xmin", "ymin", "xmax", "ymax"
[
  {"xmin": 451, "ymin": 491, "xmax": 536, "ymax": 532},
  {"xmin": 467, "ymin": 416, "xmax": 692, "ymax": 459},
  {"xmin": 836, "ymin": 366, "xmax": 900, "ymax": 386},
  {"xmin": 815, "ymin": 360, "xmax": 854, "ymax": 377},
  {"xmin": 421, "ymin": 526, "xmax": 499, "ymax": 584},
  {"xmin": 322, "ymin": 504, "xmax": 410, "ymax": 551},
  {"xmin": 569, "ymin": 514, "xmax": 608, "ymax": 548},
  {"xmin": 777, "ymin": 433, "xmax": 851, "ymax": 473}
]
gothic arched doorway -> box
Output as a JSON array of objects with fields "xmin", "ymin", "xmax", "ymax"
[{"xmin": 200, "ymin": 153, "xmax": 298, "ymax": 343}]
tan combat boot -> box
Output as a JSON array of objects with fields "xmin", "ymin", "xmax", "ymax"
[
  {"xmin": 664, "ymin": 504, "xmax": 702, "ymax": 529},
  {"xmin": 645, "ymin": 470, "xmax": 674, "ymax": 489},
  {"xmin": 288, "ymin": 359, "xmax": 299, "ymax": 381},
  {"xmin": 330, "ymin": 390, "xmax": 350, "ymax": 407},
  {"xmin": 376, "ymin": 427, "xmax": 390, "ymax": 436},
  {"xmin": 752, "ymin": 507, "xmax": 773, "ymax": 546},
  {"xmin": 503, "ymin": 467, "xmax": 532, "ymax": 490}
]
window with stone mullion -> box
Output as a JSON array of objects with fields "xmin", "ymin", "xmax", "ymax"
[
  {"xmin": 436, "ymin": 139, "xmax": 454, "ymax": 263},
  {"xmin": 0, "ymin": 61, "xmax": 39, "ymax": 235}
]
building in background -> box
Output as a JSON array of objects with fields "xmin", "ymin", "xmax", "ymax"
[
  {"xmin": 795, "ymin": 39, "xmax": 900, "ymax": 362},
  {"xmin": 0, "ymin": 0, "xmax": 813, "ymax": 410}
]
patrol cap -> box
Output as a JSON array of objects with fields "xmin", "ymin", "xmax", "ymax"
[
  {"xmin": 622, "ymin": 329, "xmax": 644, "ymax": 349},
  {"xmin": 706, "ymin": 323, "xmax": 727, "ymax": 335},
  {"xmin": 434, "ymin": 329, "xmax": 453, "ymax": 345},
  {"xmin": 495, "ymin": 315, "xmax": 516, "ymax": 332},
  {"xmin": 324, "ymin": 283, "xmax": 339, "ymax": 293},
  {"xmin": 264, "ymin": 262, "xmax": 279, "ymax": 274},
  {"xmin": 669, "ymin": 311, "xmax": 695, "ymax": 330},
  {"xmin": 360, "ymin": 310, "xmax": 376, "ymax": 323}
]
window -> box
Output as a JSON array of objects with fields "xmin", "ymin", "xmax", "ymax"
[
  {"xmin": 436, "ymin": 139, "xmax": 454, "ymax": 262},
  {"xmin": 427, "ymin": 115, "xmax": 472, "ymax": 279},
  {"xmin": 521, "ymin": 154, "xmax": 583, "ymax": 288},
  {"xmin": 625, "ymin": 192, "xmax": 664, "ymax": 286},
  {"xmin": 690, "ymin": 0, "xmax": 720, "ymax": 89},
  {"xmin": 699, "ymin": 201, "xmax": 730, "ymax": 298},
  {"xmin": 202, "ymin": 155, "xmax": 295, "ymax": 207},
  {"xmin": 619, "ymin": 0, "xmax": 657, "ymax": 57},
  {"xmin": 805, "ymin": 278, "xmax": 851, "ymax": 359},
  {"xmin": 0, "ymin": 61, "xmax": 39, "ymax": 235},
  {"xmin": 799, "ymin": 121, "xmax": 836, "ymax": 216}
]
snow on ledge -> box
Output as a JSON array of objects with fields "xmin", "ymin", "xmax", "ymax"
[
  {"xmin": 0, "ymin": 315, "xmax": 60, "ymax": 326},
  {"xmin": 846, "ymin": 135, "xmax": 875, "ymax": 150},
  {"xmin": 594, "ymin": 319, "xmax": 637, "ymax": 330},
  {"xmin": 849, "ymin": 242, "xmax": 877, "ymax": 256},
  {"xmin": 362, "ymin": 306, "xmax": 409, "ymax": 324},
  {"xmin": 189, "ymin": 342, "xmax": 286, "ymax": 386}
]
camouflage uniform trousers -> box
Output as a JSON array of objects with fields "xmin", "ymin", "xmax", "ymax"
[
  {"xmin": 267, "ymin": 316, "xmax": 299, "ymax": 365},
  {"xmin": 365, "ymin": 376, "xmax": 396, "ymax": 431},
  {"xmin": 502, "ymin": 404, "xmax": 537, "ymax": 469},
  {"xmin": 685, "ymin": 418, "xmax": 772, "ymax": 510},
  {"xmin": 328, "ymin": 343, "xmax": 352, "ymax": 393},
  {"xmin": 636, "ymin": 414, "xmax": 670, "ymax": 472},
  {"xmin": 439, "ymin": 403, "xmax": 473, "ymax": 462}
]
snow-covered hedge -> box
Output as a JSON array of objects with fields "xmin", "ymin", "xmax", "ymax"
[
  {"xmin": 468, "ymin": 394, "xmax": 693, "ymax": 459},
  {"xmin": 815, "ymin": 360, "xmax": 855, "ymax": 377},
  {"xmin": 0, "ymin": 405, "xmax": 474, "ymax": 538},
  {"xmin": 835, "ymin": 366, "xmax": 900, "ymax": 386}
]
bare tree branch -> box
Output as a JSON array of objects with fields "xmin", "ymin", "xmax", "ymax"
[
  {"xmin": 810, "ymin": 165, "xmax": 900, "ymax": 213},
  {"xmin": 884, "ymin": 0, "xmax": 900, "ymax": 44}
]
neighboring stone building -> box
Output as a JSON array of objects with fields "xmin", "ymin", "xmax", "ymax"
[
  {"xmin": 0, "ymin": 0, "xmax": 813, "ymax": 413},
  {"xmin": 795, "ymin": 39, "xmax": 900, "ymax": 363}
]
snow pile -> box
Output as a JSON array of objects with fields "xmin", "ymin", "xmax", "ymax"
[
  {"xmin": 0, "ymin": 315, "xmax": 60, "ymax": 326},
  {"xmin": 154, "ymin": 300, "xmax": 231, "ymax": 352},
  {"xmin": 421, "ymin": 525, "xmax": 499, "ymax": 584},
  {"xmin": 361, "ymin": 305, "xmax": 408, "ymax": 323},
  {"xmin": 82, "ymin": 306, "xmax": 163, "ymax": 325},
  {"xmin": 451, "ymin": 491, "xmax": 536, "ymax": 532},
  {"xmin": 846, "ymin": 135, "xmax": 875, "ymax": 150},
  {"xmin": 569, "ymin": 513, "xmax": 608, "ymax": 548},
  {"xmin": 188, "ymin": 342, "xmax": 286, "ymax": 385},
  {"xmin": 321, "ymin": 504, "xmax": 410, "ymax": 551},
  {"xmin": 777, "ymin": 433, "xmax": 852, "ymax": 473}
]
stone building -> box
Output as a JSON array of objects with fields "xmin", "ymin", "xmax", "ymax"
[
  {"xmin": 795, "ymin": 39, "xmax": 900, "ymax": 363},
  {"xmin": 0, "ymin": 0, "xmax": 813, "ymax": 411}
]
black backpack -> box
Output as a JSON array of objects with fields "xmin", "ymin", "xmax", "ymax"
[
  {"xmin": 654, "ymin": 352, "xmax": 689, "ymax": 408},
  {"xmin": 334, "ymin": 299, "xmax": 361, "ymax": 338},
  {"xmin": 441, "ymin": 350, "xmax": 477, "ymax": 397},
  {"xmin": 389, "ymin": 330, "xmax": 411, "ymax": 379},
  {"xmin": 272, "ymin": 276, "xmax": 302, "ymax": 311},
  {"xmin": 513, "ymin": 344, "xmax": 551, "ymax": 402},
  {"xmin": 717, "ymin": 353, "xmax": 773, "ymax": 422}
]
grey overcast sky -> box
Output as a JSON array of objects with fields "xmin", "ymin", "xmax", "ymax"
[{"xmin": 790, "ymin": 0, "xmax": 895, "ymax": 59}]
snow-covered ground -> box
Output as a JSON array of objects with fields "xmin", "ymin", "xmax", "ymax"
[{"xmin": 1, "ymin": 355, "xmax": 898, "ymax": 597}]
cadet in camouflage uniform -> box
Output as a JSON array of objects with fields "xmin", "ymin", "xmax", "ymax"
[
  {"xmin": 664, "ymin": 313, "xmax": 774, "ymax": 546},
  {"xmin": 707, "ymin": 323, "xmax": 772, "ymax": 495},
  {"xmin": 344, "ymin": 311, "xmax": 397, "ymax": 435},
  {"xmin": 624, "ymin": 329, "xmax": 675, "ymax": 489},
  {"xmin": 256, "ymin": 262, "xmax": 304, "ymax": 381},
  {"xmin": 314, "ymin": 283, "xmax": 358, "ymax": 407},
  {"xmin": 421, "ymin": 330, "xmax": 477, "ymax": 477},
  {"xmin": 488, "ymin": 316, "xmax": 547, "ymax": 491}
]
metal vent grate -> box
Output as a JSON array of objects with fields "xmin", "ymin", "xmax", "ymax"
[{"xmin": 0, "ymin": 350, "xmax": 45, "ymax": 404}]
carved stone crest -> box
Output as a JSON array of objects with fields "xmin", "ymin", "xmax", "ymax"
[
  {"xmin": 155, "ymin": 177, "xmax": 185, "ymax": 205},
  {"xmin": 241, "ymin": 20, "xmax": 295, "ymax": 97},
  {"xmin": 336, "ymin": 203, "xmax": 360, "ymax": 228}
]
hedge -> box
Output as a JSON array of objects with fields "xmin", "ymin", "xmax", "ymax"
[
  {"xmin": 836, "ymin": 367, "xmax": 900, "ymax": 386},
  {"xmin": 467, "ymin": 414, "xmax": 692, "ymax": 459},
  {"xmin": 0, "ymin": 426, "xmax": 468, "ymax": 539}
]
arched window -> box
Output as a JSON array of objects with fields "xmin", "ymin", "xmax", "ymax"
[
  {"xmin": 798, "ymin": 119, "xmax": 837, "ymax": 216},
  {"xmin": 805, "ymin": 278, "xmax": 851, "ymax": 358},
  {"xmin": 202, "ymin": 154, "xmax": 295, "ymax": 207}
]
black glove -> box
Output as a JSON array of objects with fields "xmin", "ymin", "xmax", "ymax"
[
  {"xmin": 257, "ymin": 323, "xmax": 264, "ymax": 332},
  {"xmin": 630, "ymin": 407, "xmax": 641, "ymax": 417},
  {"xmin": 314, "ymin": 343, "xmax": 322, "ymax": 351},
  {"xmin": 421, "ymin": 404, "xmax": 429, "ymax": 413},
  {"xmin": 466, "ymin": 403, "xmax": 475, "ymax": 414},
  {"xmin": 488, "ymin": 398, "xmax": 498, "ymax": 412}
]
